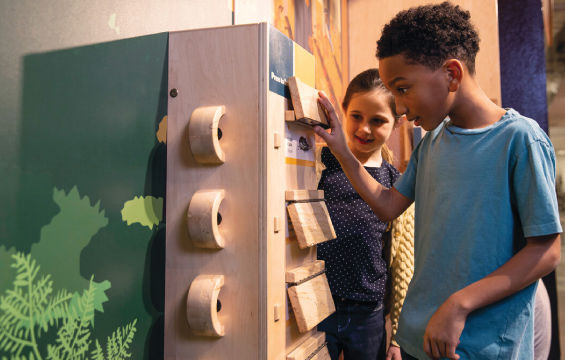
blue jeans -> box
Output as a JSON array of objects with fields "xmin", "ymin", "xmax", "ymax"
[{"xmin": 317, "ymin": 296, "xmax": 387, "ymax": 360}]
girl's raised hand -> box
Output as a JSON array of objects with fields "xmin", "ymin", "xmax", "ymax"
[{"xmin": 313, "ymin": 91, "xmax": 351, "ymax": 162}]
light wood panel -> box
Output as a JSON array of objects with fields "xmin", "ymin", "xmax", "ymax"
[{"xmin": 166, "ymin": 24, "xmax": 262, "ymax": 360}]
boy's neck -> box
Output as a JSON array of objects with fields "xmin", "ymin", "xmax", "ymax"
[{"xmin": 447, "ymin": 77, "xmax": 507, "ymax": 129}]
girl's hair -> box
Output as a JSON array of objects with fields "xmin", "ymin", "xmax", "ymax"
[{"xmin": 342, "ymin": 68, "xmax": 398, "ymax": 164}]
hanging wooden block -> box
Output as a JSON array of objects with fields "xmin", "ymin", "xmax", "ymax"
[
  {"xmin": 286, "ymin": 190, "xmax": 336, "ymax": 249},
  {"xmin": 287, "ymin": 76, "xmax": 330, "ymax": 129},
  {"xmin": 286, "ymin": 260, "xmax": 335, "ymax": 333},
  {"xmin": 287, "ymin": 331, "xmax": 330, "ymax": 360}
]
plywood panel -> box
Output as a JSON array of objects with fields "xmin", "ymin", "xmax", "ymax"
[{"xmin": 166, "ymin": 24, "xmax": 262, "ymax": 360}]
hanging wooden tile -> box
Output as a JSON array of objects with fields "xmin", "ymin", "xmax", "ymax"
[
  {"xmin": 286, "ymin": 260, "xmax": 335, "ymax": 333},
  {"xmin": 286, "ymin": 190, "xmax": 336, "ymax": 249}
]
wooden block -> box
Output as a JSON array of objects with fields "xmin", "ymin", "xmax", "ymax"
[
  {"xmin": 286, "ymin": 262, "xmax": 335, "ymax": 333},
  {"xmin": 285, "ymin": 260, "xmax": 325, "ymax": 283},
  {"xmin": 186, "ymin": 275, "xmax": 225, "ymax": 337},
  {"xmin": 286, "ymin": 191, "xmax": 336, "ymax": 248},
  {"xmin": 287, "ymin": 332, "xmax": 330, "ymax": 360},
  {"xmin": 285, "ymin": 110, "xmax": 296, "ymax": 121},
  {"xmin": 274, "ymin": 216, "xmax": 282, "ymax": 233},
  {"xmin": 287, "ymin": 76, "xmax": 330, "ymax": 129},
  {"xmin": 286, "ymin": 190, "xmax": 324, "ymax": 201},
  {"xmin": 274, "ymin": 303, "xmax": 282, "ymax": 322}
]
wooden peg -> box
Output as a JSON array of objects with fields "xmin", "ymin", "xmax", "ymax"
[
  {"xmin": 274, "ymin": 303, "xmax": 282, "ymax": 322},
  {"xmin": 188, "ymin": 105, "xmax": 226, "ymax": 164},
  {"xmin": 186, "ymin": 275, "xmax": 225, "ymax": 337},
  {"xmin": 187, "ymin": 189, "xmax": 225, "ymax": 248}
]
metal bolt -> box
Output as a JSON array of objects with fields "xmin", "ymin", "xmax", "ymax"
[{"xmin": 170, "ymin": 88, "xmax": 178, "ymax": 97}]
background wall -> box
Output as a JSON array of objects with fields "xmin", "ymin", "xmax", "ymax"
[
  {"xmin": 0, "ymin": 2, "xmax": 269, "ymax": 359},
  {"xmin": 0, "ymin": 1, "xmax": 350, "ymax": 359},
  {"xmin": 348, "ymin": 0, "xmax": 500, "ymax": 170}
]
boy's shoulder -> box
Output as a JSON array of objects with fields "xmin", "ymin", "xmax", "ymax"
[{"xmin": 496, "ymin": 109, "xmax": 551, "ymax": 144}]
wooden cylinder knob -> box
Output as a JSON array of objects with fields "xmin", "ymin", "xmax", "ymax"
[
  {"xmin": 188, "ymin": 105, "xmax": 226, "ymax": 164},
  {"xmin": 186, "ymin": 275, "xmax": 225, "ymax": 337},
  {"xmin": 187, "ymin": 189, "xmax": 225, "ymax": 248}
]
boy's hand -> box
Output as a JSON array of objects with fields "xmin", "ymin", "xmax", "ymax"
[
  {"xmin": 313, "ymin": 91, "xmax": 350, "ymax": 162},
  {"xmin": 386, "ymin": 344, "xmax": 402, "ymax": 360},
  {"xmin": 423, "ymin": 295, "xmax": 467, "ymax": 360}
]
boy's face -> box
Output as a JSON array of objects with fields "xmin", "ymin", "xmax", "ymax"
[{"xmin": 379, "ymin": 55, "xmax": 453, "ymax": 132}]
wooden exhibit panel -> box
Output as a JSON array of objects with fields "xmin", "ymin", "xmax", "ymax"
[
  {"xmin": 286, "ymin": 190, "xmax": 336, "ymax": 248},
  {"xmin": 166, "ymin": 24, "xmax": 263, "ymax": 360},
  {"xmin": 287, "ymin": 76, "xmax": 330, "ymax": 129},
  {"xmin": 167, "ymin": 23, "xmax": 323, "ymax": 360},
  {"xmin": 286, "ymin": 260, "xmax": 335, "ymax": 333},
  {"xmin": 286, "ymin": 332, "xmax": 330, "ymax": 360}
]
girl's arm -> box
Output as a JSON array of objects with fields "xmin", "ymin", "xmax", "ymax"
[
  {"xmin": 423, "ymin": 233, "xmax": 561, "ymax": 360},
  {"xmin": 314, "ymin": 91, "xmax": 412, "ymax": 222}
]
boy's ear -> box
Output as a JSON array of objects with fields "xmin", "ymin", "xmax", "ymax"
[{"xmin": 444, "ymin": 59, "xmax": 463, "ymax": 92}]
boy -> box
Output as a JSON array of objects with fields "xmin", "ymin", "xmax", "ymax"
[{"xmin": 314, "ymin": 2, "xmax": 562, "ymax": 359}]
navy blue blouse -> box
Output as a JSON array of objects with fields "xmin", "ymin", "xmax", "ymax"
[{"xmin": 317, "ymin": 146, "xmax": 401, "ymax": 302}]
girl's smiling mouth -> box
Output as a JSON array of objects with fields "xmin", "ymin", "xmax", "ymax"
[{"xmin": 355, "ymin": 135, "xmax": 375, "ymax": 145}]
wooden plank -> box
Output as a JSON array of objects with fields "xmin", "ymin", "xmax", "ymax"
[
  {"xmin": 286, "ymin": 332, "xmax": 328, "ymax": 360},
  {"xmin": 286, "ymin": 270, "xmax": 335, "ymax": 333},
  {"xmin": 285, "ymin": 189, "xmax": 324, "ymax": 201},
  {"xmin": 285, "ymin": 260, "xmax": 325, "ymax": 283},
  {"xmin": 286, "ymin": 201, "xmax": 336, "ymax": 248},
  {"xmin": 287, "ymin": 76, "xmax": 330, "ymax": 129}
]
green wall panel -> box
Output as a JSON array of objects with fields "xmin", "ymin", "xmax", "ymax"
[{"xmin": 0, "ymin": 33, "xmax": 168, "ymax": 359}]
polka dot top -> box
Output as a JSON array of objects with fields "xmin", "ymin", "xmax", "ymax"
[{"xmin": 317, "ymin": 146, "xmax": 401, "ymax": 302}]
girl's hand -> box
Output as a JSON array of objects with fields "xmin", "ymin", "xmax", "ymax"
[
  {"xmin": 386, "ymin": 344, "xmax": 402, "ymax": 360},
  {"xmin": 313, "ymin": 91, "xmax": 351, "ymax": 162}
]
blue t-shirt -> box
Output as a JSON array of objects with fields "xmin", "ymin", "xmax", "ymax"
[
  {"xmin": 317, "ymin": 146, "xmax": 401, "ymax": 302},
  {"xmin": 394, "ymin": 109, "xmax": 562, "ymax": 359}
]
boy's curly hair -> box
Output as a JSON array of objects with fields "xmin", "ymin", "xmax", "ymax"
[{"xmin": 376, "ymin": 2, "xmax": 480, "ymax": 74}]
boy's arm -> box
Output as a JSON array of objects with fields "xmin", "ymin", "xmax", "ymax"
[
  {"xmin": 314, "ymin": 91, "xmax": 413, "ymax": 222},
  {"xmin": 424, "ymin": 233, "xmax": 561, "ymax": 360}
]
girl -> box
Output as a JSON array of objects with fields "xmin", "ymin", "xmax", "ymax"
[{"xmin": 316, "ymin": 68, "xmax": 413, "ymax": 360}]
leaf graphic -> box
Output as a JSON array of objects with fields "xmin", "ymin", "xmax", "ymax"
[{"xmin": 121, "ymin": 196, "xmax": 163, "ymax": 229}]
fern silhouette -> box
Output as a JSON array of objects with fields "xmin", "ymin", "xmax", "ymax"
[{"xmin": 0, "ymin": 253, "xmax": 137, "ymax": 360}]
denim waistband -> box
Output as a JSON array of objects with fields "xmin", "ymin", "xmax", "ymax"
[{"xmin": 332, "ymin": 295, "xmax": 382, "ymax": 306}]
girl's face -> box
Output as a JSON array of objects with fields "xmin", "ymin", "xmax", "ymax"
[{"xmin": 345, "ymin": 90, "xmax": 396, "ymax": 159}]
